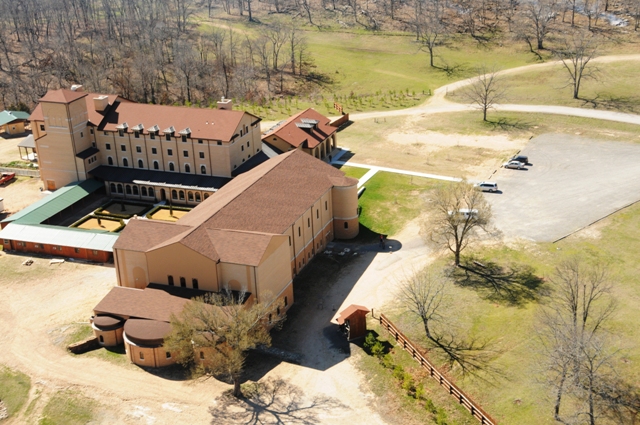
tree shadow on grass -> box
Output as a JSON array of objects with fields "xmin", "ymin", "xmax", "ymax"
[
  {"xmin": 449, "ymin": 256, "xmax": 549, "ymax": 306},
  {"xmin": 485, "ymin": 117, "xmax": 533, "ymax": 132},
  {"xmin": 580, "ymin": 94, "xmax": 640, "ymax": 114},
  {"xmin": 210, "ymin": 378, "xmax": 347, "ymax": 425}
]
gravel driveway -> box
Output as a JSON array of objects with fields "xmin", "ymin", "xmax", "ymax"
[{"xmin": 486, "ymin": 133, "xmax": 640, "ymax": 242}]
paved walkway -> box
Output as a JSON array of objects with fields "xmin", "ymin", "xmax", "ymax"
[{"xmin": 332, "ymin": 160, "xmax": 462, "ymax": 183}]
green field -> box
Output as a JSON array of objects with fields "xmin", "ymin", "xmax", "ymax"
[
  {"xmin": 0, "ymin": 366, "xmax": 31, "ymax": 419},
  {"xmin": 39, "ymin": 390, "xmax": 97, "ymax": 425}
]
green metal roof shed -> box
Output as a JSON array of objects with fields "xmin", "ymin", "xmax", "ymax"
[
  {"xmin": 0, "ymin": 110, "xmax": 30, "ymax": 127},
  {"xmin": 2, "ymin": 179, "xmax": 104, "ymax": 225}
]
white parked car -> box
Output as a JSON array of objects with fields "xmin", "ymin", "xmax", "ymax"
[
  {"xmin": 503, "ymin": 160, "xmax": 525, "ymax": 169},
  {"xmin": 474, "ymin": 181, "xmax": 498, "ymax": 192},
  {"xmin": 448, "ymin": 208, "xmax": 479, "ymax": 219}
]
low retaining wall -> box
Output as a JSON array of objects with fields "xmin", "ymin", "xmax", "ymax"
[{"xmin": 0, "ymin": 167, "xmax": 39, "ymax": 178}]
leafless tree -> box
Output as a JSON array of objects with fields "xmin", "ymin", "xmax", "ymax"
[
  {"xmin": 417, "ymin": 0, "xmax": 448, "ymax": 68},
  {"xmin": 539, "ymin": 258, "xmax": 640, "ymax": 424},
  {"xmin": 556, "ymin": 30, "xmax": 600, "ymax": 100},
  {"xmin": 165, "ymin": 289, "xmax": 284, "ymax": 398},
  {"xmin": 422, "ymin": 180, "xmax": 495, "ymax": 266},
  {"xmin": 461, "ymin": 65, "xmax": 505, "ymax": 121},
  {"xmin": 520, "ymin": 0, "xmax": 558, "ymax": 51},
  {"xmin": 399, "ymin": 267, "xmax": 495, "ymax": 377}
]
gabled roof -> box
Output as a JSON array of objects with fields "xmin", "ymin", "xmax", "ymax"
[
  {"xmin": 38, "ymin": 89, "xmax": 87, "ymax": 104},
  {"xmin": 1, "ymin": 179, "xmax": 104, "ymax": 225},
  {"xmin": 93, "ymin": 286, "xmax": 190, "ymax": 322},
  {"xmin": 29, "ymin": 93, "xmax": 123, "ymax": 126},
  {"xmin": 336, "ymin": 305, "xmax": 370, "ymax": 324},
  {"xmin": 0, "ymin": 110, "xmax": 30, "ymax": 127},
  {"xmin": 100, "ymin": 101, "xmax": 258, "ymax": 141},
  {"xmin": 262, "ymin": 108, "xmax": 337, "ymax": 149},
  {"xmin": 112, "ymin": 219, "xmax": 191, "ymax": 252}
]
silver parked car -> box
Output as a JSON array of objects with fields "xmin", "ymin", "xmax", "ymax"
[
  {"xmin": 474, "ymin": 181, "xmax": 498, "ymax": 192},
  {"xmin": 503, "ymin": 160, "xmax": 525, "ymax": 169}
]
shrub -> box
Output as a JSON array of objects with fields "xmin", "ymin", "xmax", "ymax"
[
  {"xmin": 392, "ymin": 365, "xmax": 405, "ymax": 380},
  {"xmin": 415, "ymin": 383, "xmax": 426, "ymax": 400},
  {"xmin": 424, "ymin": 398, "xmax": 438, "ymax": 414},
  {"xmin": 381, "ymin": 353, "xmax": 394, "ymax": 369}
]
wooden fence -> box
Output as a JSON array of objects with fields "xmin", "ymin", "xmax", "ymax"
[
  {"xmin": 0, "ymin": 167, "xmax": 39, "ymax": 178},
  {"xmin": 379, "ymin": 314, "xmax": 497, "ymax": 425}
]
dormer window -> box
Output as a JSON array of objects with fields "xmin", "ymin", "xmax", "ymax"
[
  {"xmin": 164, "ymin": 126, "xmax": 175, "ymax": 141},
  {"xmin": 147, "ymin": 124, "xmax": 159, "ymax": 141},
  {"xmin": 179, "ymin": 127, "xmax": 191, "ymax": 142},
  {"xmin": 132, "ymin": 123, "xmax": 143, "ymax": 139},
  {"xmin": 116, "ymin": 122, "xmax": 128, "ymax": 137}
]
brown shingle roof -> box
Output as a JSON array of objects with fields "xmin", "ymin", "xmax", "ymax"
[
  {"xmin": 113, "ymin": 219, "xmax": 192, "ymax": 251},
  {"xmin": 93, "ymin": 286, "xmax": 189, "ymax": 322},
  {"xmin": 30, "ymin": 92, "xmax": 123, "ymax": 125},
  {"xmin": 262, "ymin": 108, "xmax": 337, "ymax": 149},
  {"xmin": 101, "ymin": 101, "xmax": 257, "ymax": 141},
  {"xmin": 39, "ymin": 89, "xmax": 87, "ymax": 104},
  {"xmin": 194, "ymin": 150, "xmax": 357, "ymax": 234},
  {"xmin": 124, "ymin": 319, "xmax": 172, "ymax": 346},
  {"xmin": 208, "ymin": 229, "xmax": 275, "ymax": 266},
  {"xmin": 336, "ymin": 304, "xmax": 370, "ymax": 324}
]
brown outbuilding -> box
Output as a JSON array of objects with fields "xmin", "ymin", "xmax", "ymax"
[{"xmin": 336, "ymin": 304, "xmax": 370, "ymax": 341}]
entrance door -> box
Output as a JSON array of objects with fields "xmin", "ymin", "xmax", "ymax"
[{"xmin": 160, "ymin": 189, "xmax": 166, "ymax": 201}]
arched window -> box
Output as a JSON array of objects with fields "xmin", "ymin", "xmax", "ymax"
[
  {"xmin": 153, "ymin": 160, "xmax": 159, "ymax": 170},
  {"xmin": 132, "ymin": 186, "xmax": 139, "ymax": 195},
  {"xmin": 169, "ymin": 162, "xmax": 175, "ymax": 171},
  {"xmin": 107, "ymin": 156, "xmax": 113, "ymax": 165},
  {"xmin": 125, "ymin": 185, "xmax": 132, "ymax": 195},
  {"xmin": 195, "ymin": 193, "xmax": 201, "ymax": 202},
  {"xmin": 141, "ymin": 187, "xmax": 148, "ymax": 197},
  {"xmin": 168, "ymin": 275, "xmax": 174, "ymax": 286},
  {"xmin": 123, "ymin": 158, "xmax": 128, "ymax": 167},
  {"xmin": 99, "ymin": 335, "xmax": 104, "ymax": 343},
  {"xmin": 192, "ymin": 278, "xmax": 199, "ymax": 289},
  {"xmin": 148, "ymin": 187, "xmax": 154, "ymax": 198},
  {"xmin": 185, "ymin": 164, "xmax": 191, "ymax": 173},
  {"xmin": 172, "ymin": 190, "xmax": 178, "ymax": 200},
  {"xmin": 138, "ymin": 159, "xmax": 144, "ymax": 168},
  {"xmin": 179, "ymin": 190, "xmax": 185, "ymax": 200},
  {"xmin": 200, "ymin": 165, "xmax": 206, "ymax": 174},
  {"xmin": 180, "ymin": 277, "xmax": 186, "ymax": 287},
  {"xmin": 188, "ymin": 192, "xmax": 194, "ymax": 202},
  {"xmin": 204, "ymin": 193, "xmax": 209, "ymax": 199},
  {"xmin": 117, "ymin": 184, "xmax": 123, "ymax": 193},
  {"xmin": 110, "ymin": 183, "xmax": 116, "ymax": 193},
  {"xmin": 344, "ymin": 222, "xmax": 349, "ymax": 229}
]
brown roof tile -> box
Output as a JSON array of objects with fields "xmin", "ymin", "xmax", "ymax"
[
  {"xmin": 39, "ymin": 89, "xmax": 87, "ymax": 104},
  {"xmin": 101, "ymin": 101, "xmax": 257, "ymax": 141},
  {"xmin": 262, "ymin": 108, "xmax": 337, "ymax": 149},
  {"xmin": 30, "ymin": 92, "xmax": 124, "ymax": 125},
  {"xmin": 113, "ymin": 219, "xmax": 192, "ymax": 251},
  {"xmin": 93, "ymin": 286, "xmax": 189, "ymax": 322},
  {"xmin": 207, "ymin": 229, "xmax": 275, "ymax": 266}
]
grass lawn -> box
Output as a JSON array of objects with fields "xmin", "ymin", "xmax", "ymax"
[
  {"xmin": 384, "ymin": 201, "xmax": 640, "ymax": 424},
  {"xmin": 39, "ymin": 390, "xmax": 97, "ymax": 425},
  {"xmin": 334, "ymin": 165, "xmax": 369, "ymax": 179},
  {"xmin": 0, "ymin": 365, "xmax": 31, "ymax": 419},
  {"xmin": 494, "ymin": 60, "xmax": 640, "ymax": 113},
  {"xmin": 357, "ymin": 171, "xmax": 448, "ymax": 236}
]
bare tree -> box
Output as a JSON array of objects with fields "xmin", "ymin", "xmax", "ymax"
[
  {"xmin": 417, "ymin": 0, "xmax": 448, "ymax": 68},
  {"xmin": 557, "ymin": 30, "xmax": 600, "ymax": 100},
  {"xmin": 539, "ymin": 258, "xmax": 640, "ymax": 424},
  {"xmin": 164, "ymin": 290, "xmax": 283, "ymax": 398},
  {"xmin": 422, "ymin": 180, "xmax": 495, "ymax": 266},
  {"xmin": 520, "ymin": 0, "xmax": 558, "ymax": 51},
  {"xmin": 461, "ymin": 65, "xmax": 505, "ymax": 121},
  {"xmin": 399, "ymin": 267, "xmax": 494, "ymax": 376}
]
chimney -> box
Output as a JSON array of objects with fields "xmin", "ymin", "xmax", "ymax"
[
  {"xmin": 217, "ymin": 97, "xmax": 233, "ymax": 110},
  {"xmin": 70, "ymin": 84, "xmax": 84, "ymax": 92},
  {"xmin": 93, "ymin": 95, "xmax": 109, "ymax": 112}
]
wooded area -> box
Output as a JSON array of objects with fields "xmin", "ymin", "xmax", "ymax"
[{"xmin": 0, "ymin": 0, "xmax": 638, "ymax": 110}]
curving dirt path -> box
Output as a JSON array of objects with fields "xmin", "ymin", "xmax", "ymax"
[{"xmin": 348, "ymin": 54, "xmax": 640, "ymax": 125}]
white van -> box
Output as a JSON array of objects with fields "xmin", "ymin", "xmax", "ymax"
[{"xmin": 448, "ymin": 209, "xmax": 478, "ymax": 219}]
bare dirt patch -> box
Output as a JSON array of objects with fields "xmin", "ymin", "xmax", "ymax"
[
  {"xmin": 0, "ymin": 177, "xmax": 43, "ymax": 214},
  {"xmin": 149, "ymin": 208, "xmax": 189, "ymax": 222},
  {"xmin": 75, "ymin": 217, "xmax": 122, "ymax": 232}
]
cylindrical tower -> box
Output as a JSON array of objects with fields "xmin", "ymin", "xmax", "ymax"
[{"xmin": 332, "ymin": 179, "xmax": 359, "ymax": 239}]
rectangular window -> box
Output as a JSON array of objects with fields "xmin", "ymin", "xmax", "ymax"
[
  {"xmin": 200, "ymin": 351, "xmax": 205, "ymax": 360},
  {"xmin": 118, "ymin": 130, "xmax": 124, "ymax": 137},
  {"xmin": 198, "ymin": 139, "xmax": 203, "ymax": 144},
  {"xmin": 166, "ymin": 352, "xmax": 171, "ymax": 359},
  {"xmin": 298, "ymin": 227, "xmax": 301, "ymax": 237},
  {"xmin": 217, "ymin": 141, "xmax": 222, "ymax": 146},
  {"xmin": 152, "ymin": 147, "xmax": 157, "ymax": 154},
  {"xmin": 40, "ymin": 124, "xmax": 45, "ymax": 131},
  {"xmin": 284, "ymin": 296, "xmax": 288, "ymax": 307},
  {"xmin": 134, "ymin": 131, "xmax": 139, "ymax": 138},
  {"xmin": 92, "ymin": 250, "xmax": 98, "ymax": 255},
  {"xmin": 308, "ymin": 218, "xmax": 311, "ymax": 227},
  {"xmin": 139, "ymin": 352, "xmax": 144, "ymax": 360},
  {"xmin": 106, "ymin": 143, "xmax": 111, "ymax": 150},
  {"xmin": 183, "ymin": 150, "xmax": 188, "ymax": 158},
  {"xmin": 181, "ymin": 135, "xmax": 187, "ymax": 142},
  {"xmin": 247, "ymin": 141, "xmax": 250, "ymax": 147},
  {"xmin": 150, "ymin": 133, "xmax": 155, "ymax": 140},
  {"xmin": 104, "ymin": 131, "xmax": 109, "ymax": 136},
  {"xmin": 166, "ymin": 134, "xmax": 171, "ymax": 141},
  {"xmin": 74, "ymin": 248, "xmax": 80, "ymax": 253},
  {"xmin": 90, "ymin": 128, "xmax": 94, "ymax": 134},
  {"xmin": 136, "ymin": 146, "xmax": 142, "ymax": 153},
  {"xmin": 325, "ymin": 201, "xmax": 328, "ymax": 210},
  {"xmin": 167, "ymin": 149, "xmax": 173, "ymax": 156},
  {"xmin": 120, "ymin": 145, "xmax": 126, "ymax": 152},
  {"xmin": 199, "ymin": 152, "xmax": 205, "ymax": 159}
]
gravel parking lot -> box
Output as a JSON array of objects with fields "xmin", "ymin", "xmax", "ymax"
[{"xmin": 486, "ymin": 133, "xmax": 640, "ymax": 242}]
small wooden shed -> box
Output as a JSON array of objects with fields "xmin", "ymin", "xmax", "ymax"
[{"xmin": 337, "ymin": 304, "xmax": 370, "ymax": 341}]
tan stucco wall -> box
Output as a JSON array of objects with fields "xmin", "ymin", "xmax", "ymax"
[
  {"xmin": 114, "ymin": 249, "xmax": 149, "ymax": 288},
  {"xmin": 255, "ymin": 236, "xmax": 292, "ymax": 302},
  {"xmin": 217, "ymin": 262, "xmax": 254, "ymax": 293},
  {"xmin": 124, "ymin": 338, "xmax": 176, "ymax": 368},
  {"xmin": 147, "ymin": 243, "xmax": 219, "ymax": 291},
  {"xmin": 92, "ymin": 325, "xmax": 124, "ymax": 347},
  {"xmin": 332, "ymin": 184, "xmax": 359, "ymax": 239}
]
